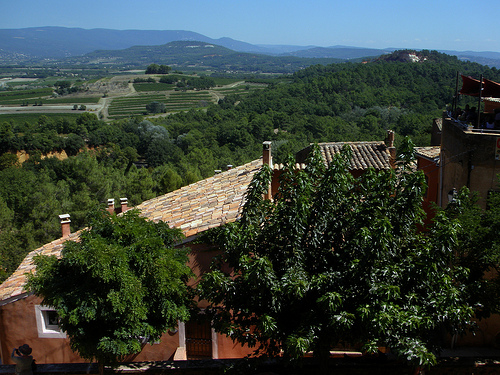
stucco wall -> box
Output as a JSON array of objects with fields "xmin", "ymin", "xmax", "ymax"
[
  {"xmin": 0, "ymin": 295, "xmax": 83, "ymax": 364},
  {"xmin": 0, "ymin": 296, "xmax": 185, "ymax": 364},
  {"xmin": 454, "ymin": 314, "xmax": 500, "ymax": 348},
  {"xmin": 417, "ymin": 156, "xmax": 439, "ymax": 226},
  {"xmin": 0, "ymin": 243, "xmax": 254, "ymax": 365},
  {"xmin": 441, "ymin": 117, "xmax": 500, "ymax": 209},
  {"xmin": 216, "ymin": 333, "xmax": 254, "ymax": 359}
]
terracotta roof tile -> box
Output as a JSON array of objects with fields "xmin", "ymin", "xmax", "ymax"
[
  {"xmin": 415, "ymin": 146, "xmax": 441, "ymax": 162},
  {"xmin": 0, "ymin": 231, "xmax": 81, "ymax": 305},
  {"xmin": 0, "ymin": 159, "xmax": 262, "ymax": 304},
  {"xmin": 298, "ymin": 142, "xmax": 393, "ymax": 170}
]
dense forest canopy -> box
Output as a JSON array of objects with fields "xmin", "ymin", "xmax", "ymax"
[{"xmin": 1, "ymin": 50, "xmax": 499, "ymax": 282}]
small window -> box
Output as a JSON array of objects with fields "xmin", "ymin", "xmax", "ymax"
[
  {"xmin": 35, "ymin": 305, "xmax": 66, "ymax": 338},
  {"xmin": 44, "ymin": 310, "xmax": 60, "ymax": 330}
]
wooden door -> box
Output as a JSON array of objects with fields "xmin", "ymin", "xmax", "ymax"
[{"xmin": 185, "ymin": 318, "xmax": 212, "ymax": 359}]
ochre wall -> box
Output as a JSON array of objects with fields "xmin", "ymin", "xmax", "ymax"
[
  {"xmin": 216, "ymin": 333, "xmax": 254, "ymax": 358},
  {"xmin": 417, "ymin": 156, "xmax": 439, "ymax": 227},
  {"xmin": 0, "ymin": 295, "xmax": 83, "ymax": 364},
  {"xmin": 120, "ymin": 331, "xmax": 180, "ymax": 362},
  {"xmin": 0, "ymin": 242, "xmax": 253, "ymax": 364},
  {"xmin": 0, "ymin": 292, "xmax": 188, "ymax": 364},
  {"xmin": 455, "ymin": 314, "xmax": 500, "ymax": 348}
]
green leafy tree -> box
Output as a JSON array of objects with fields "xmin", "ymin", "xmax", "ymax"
[
  {"xmin": 27, "ymin": 209, "xmax": 193, "ymax": 371},
  {"xmin": 125, "ymin": 168, "xmax": 156, "ymax": 205},
  {"xmin": 63, "ymin": 133, "xmax": 85, "ymax": 156},
  {"xmin": 0, "ymin": 153, "xmax": 19, "ymax": 171},
  {"xmin": 158, "ymin": 65, "xmax": 171, "ymax": 74},
  {"xmin": 54, "ymin": 80, "xmax": 72, "ymax": 95},
  {"xmin": 146, "ymin": 101, "xmax": 166, "ymax": 114},
  {"xmin": 152, "ymin": 165, "xmax": 183, "ymax": 194},
  {"xmin": 186, "ymin": 76, "xmax": 216, "ymax": 90},
  {"xmin": 145, "ymin": 64, "xmax": 171, "ymax": 74},
  {"xmin": 440, "ymin": 186, "xmax": 500, "ymax": 319},
  {"xmin": 200, "ymin": 141, "xmax": 473, "ymax": 368},
  {"xmin": 0, "ymin": 122, "xmax": 15, "ymax": 153},
  {"xmin": 145, "ymin": 64, "xmax": 160, "ymax": 74},
  {"xmin": 0, "ymin": 196, "xmax": 16, "ymax": 280},
  {"xmin": 76, "ymin": 112, "xmax": 101, "ymax": 132},
  {"xmin": 159, "ymin": 76, "xmax": 177, "ymax": 84}
]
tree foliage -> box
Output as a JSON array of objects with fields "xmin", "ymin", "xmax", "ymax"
[
  {"xmin": 146, "ymin": 101, "xmax": 166, "ymax": 114},
  {"xmin": 440, "ymin": 186, "xmax": 500, "ymax": 319},
  {"xmin": 145, "ymin": 64, "xmax": 171, "ymax": 74},
  {"xmin": 26, "ymin": 209, "xmax": 193, "ymax": 366},
  {"xmin": 200, "ymin": 141, "xmax": 473, "ymax": 366}
]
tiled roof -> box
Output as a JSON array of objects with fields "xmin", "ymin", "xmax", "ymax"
[
  {"xmin": 298, "ymin": 142, "xmax": 393, "ymax": 170},
  {"xmin": 0, "ymin": 159, "xmax": 263, "ymax": 304},
  {"xmin": 415, "ymin": 146, "xmax": 441, "ymax": 162},
  {"xmin": 0, "ymin": 232, "xmax": 81, "ymax": 305},
  {"xmin": 136, "ymin": 159, "xmax": 262, "ymax": 237}
]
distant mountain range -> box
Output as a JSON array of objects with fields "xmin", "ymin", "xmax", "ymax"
[{"xmin": 1, "ymin": 27, "xmax": 499, "ymax": 68}]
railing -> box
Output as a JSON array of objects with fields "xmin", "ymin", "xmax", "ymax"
[{"xmin": 446, "ymin": 116, "xmax": 500, "ymax": 134}]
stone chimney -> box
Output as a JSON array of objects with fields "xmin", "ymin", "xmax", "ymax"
[
  {"xmin": 59, "ymin": 214, "xmax": 71, "ymax": 238},
  {"xmin": 263, "ymin": 141, "xmax": 272, "ymax": 168},
  {"xmin": 107, "ymin": 198, "xmax": 115, "ymax": 214},
  {"xmin": 263, "ymin": 141, "xmax": 273, "ymax": 200},
  {"xmin": 386, "ymin": 130, "xmax": 396, "ymax": 168},
  {"xmin": 119, "ymin": 198, "xmax": 128, "ymax": 213}
]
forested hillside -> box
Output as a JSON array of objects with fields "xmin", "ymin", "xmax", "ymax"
[
  {"xmin": 74, "ymin": 41, "xmax": 343, "ymax": 73},
  {"xmin": 1, "ymin": 50, "xmax": 498, "ymax": 282}
]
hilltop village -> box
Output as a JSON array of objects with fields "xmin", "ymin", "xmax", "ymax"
[{"xmin": 2, "ymin": 49, "xmax": 500, "ymax": 373}]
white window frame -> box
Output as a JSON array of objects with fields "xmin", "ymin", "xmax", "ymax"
[{"xmin": 35, "ymin": 305, "xmax": 66, "ymax": 339}]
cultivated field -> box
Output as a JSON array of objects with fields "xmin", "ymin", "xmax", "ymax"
[{"xmin": 0, "ymin": 74, "xmax": 267, "ymax": 121}]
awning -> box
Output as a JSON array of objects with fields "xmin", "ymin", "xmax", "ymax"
[
  {"xmin": 483, "ymin": 79, "xmax": 500, "ymax": 98},
  {"xmin": 459, "ymin": 75, "xmax": 481, "ymax": 96},
  {"xmin": 484, "ymin": 97, "xmax": 500, "ymax": 113},
  {"xmin": 459, "ymin": 75, "xmax": 500, "ymax": 98}
]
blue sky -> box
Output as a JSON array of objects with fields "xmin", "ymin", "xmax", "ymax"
[{"xmin": 1, "ymin": 0, "xmax": 499, "ymax": 52}]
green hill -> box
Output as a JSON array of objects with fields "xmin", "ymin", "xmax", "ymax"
[{"xmin": 71, "ymin": 41, "xmax": 345, "ymax": 73}]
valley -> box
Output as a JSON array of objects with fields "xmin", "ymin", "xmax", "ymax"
[{"xmin": 0, "ymin": 73, "xmax": 267, "ymax": 120}]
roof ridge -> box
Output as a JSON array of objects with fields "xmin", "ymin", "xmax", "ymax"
[{"xmin": 317, "ymin": 141, "xmax": 386, "ymax": 145}]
